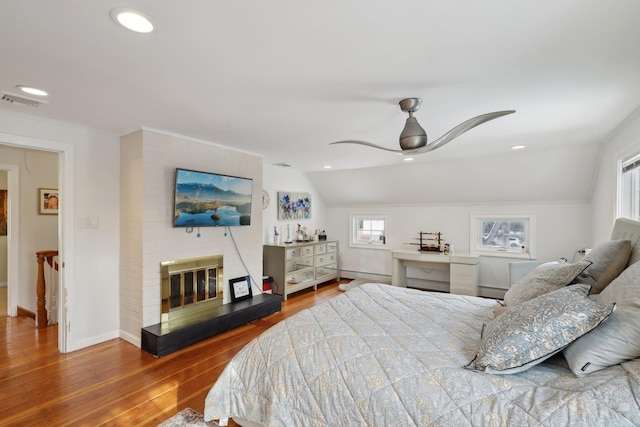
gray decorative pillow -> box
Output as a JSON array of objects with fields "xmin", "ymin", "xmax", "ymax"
[
  {"xmin": 573, "ymin": 239, "xmax": 631, "ymax": 294},
  {"xmin": 503, "ymin": 260, "xmax": 592, "ymax": 307},
  {"xmin": 564, "ymin": 261, "xmax": 640, "ymax": 376},
  {"xmin": 466, "ymin": 284, "xmax": 615, "ymax": 375}
]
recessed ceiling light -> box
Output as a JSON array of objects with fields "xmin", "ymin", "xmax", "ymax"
[
  {"xmin": 323, "ymin": 165, "xmax": 332, "ymax": 169},
  {"xmin": 403, "ymin": 157, "xmax": 414, "ymax": 162},
  {"xmin": 110, "ymin": 8, "xmax": 157, "ymax": 34},
  {"xmin": 16, "ymin": 85, "xmax": 48, "ymax": 97},
  {"xmin": 511, "ymin": 145, "xmax": 526, "ymax": 150}
]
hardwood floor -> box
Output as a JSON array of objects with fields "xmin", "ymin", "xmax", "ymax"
[{"xmin": 0, "ymin": 280, "xmax": 345, "ymax": 426}]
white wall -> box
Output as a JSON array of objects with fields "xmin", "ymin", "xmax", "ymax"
[
  {"xmin": 119, "ymin": 129, "xmax": 264, "ymax": 345},
  {"xmin": 590, "ymin": 106, "xmax": 640, "ymax": 242},
  {"xmin": 0, "ymin": 110, "xmax": 120, "ymax": 352},
  {"xmin": 262, "ymin": 164, "xmax": 329, "ymax": 245},
  {"xmin": 328, "ymin": 203, "xmax": 591, "ymax": 290}
]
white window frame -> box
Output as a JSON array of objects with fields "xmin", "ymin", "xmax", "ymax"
[
  {"xmin": 617, "ymin": 149, "xmax": 640, "ymax": 221},
  {"xmin": 349, "ymin": 214, "xmax": 389, "ymax": 250},
  {"xmin": 470, "ymin": 214, "xmax": 536, "ymax": 259}
]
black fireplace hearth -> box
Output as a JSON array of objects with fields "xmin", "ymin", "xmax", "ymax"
[{"xmin": 141, "ymin": 292, "xmax": 281, "ymax": 357}]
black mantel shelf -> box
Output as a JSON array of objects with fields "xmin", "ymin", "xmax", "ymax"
[{"xmin": 141, "ymin": 293, "xmax": 282, "ymax": 357}]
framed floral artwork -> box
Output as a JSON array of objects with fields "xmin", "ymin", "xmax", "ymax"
[{"xmin": 277, "ymin": 192, "xmax": 311, "ymax": 220}]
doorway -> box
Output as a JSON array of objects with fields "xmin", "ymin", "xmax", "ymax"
[
  {"xmin": 0, "ymin": 170, "xmax": 6, "ymax": 317},
  {"xmin": 0, "ymin": 132, "xmax": 74, "ymax": 353}
]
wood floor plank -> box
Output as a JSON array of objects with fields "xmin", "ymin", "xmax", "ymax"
[{"xmin": 0, "ymin": 280, "xmax": 344, "ymax": 426}]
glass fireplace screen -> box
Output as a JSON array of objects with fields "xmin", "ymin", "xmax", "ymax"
[{"xmin": 160, "ymin": 254, "xmax": 224, "ymax": 316}]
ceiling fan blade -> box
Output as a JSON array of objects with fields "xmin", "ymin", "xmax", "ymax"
[
  {"xmin": 330, "ymin": 140, "xmax": 404, "ymax": 153},
  {"xmin": 403, "ymin": 110, "xmax": 516, "ymax": 155}
]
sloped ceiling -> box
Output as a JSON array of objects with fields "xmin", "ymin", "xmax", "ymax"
[
  {"xmin": 1, "ymin": 1, "xmax": 639, "ymax": 205},
  {"xmin": 308, "ymin": 143, "xmax": 602, "ymax": 206}
]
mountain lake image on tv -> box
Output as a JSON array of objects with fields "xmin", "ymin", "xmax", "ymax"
[{"xmin": 173, "ymin": 168, "xmax": 253, "ymax": 227}]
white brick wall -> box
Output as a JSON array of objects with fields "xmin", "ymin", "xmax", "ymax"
[
  {"xmin": 120, "ymin": 129, "xmax": 263, "ymax": 345},
  {"xmin": 120, "ymin": 131, "xmax": 144, "ymax": 343}
]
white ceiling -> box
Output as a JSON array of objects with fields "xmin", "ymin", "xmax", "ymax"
[{"xmin": 1, "ymin": 1, "xmax": 640, "ymax": 201}]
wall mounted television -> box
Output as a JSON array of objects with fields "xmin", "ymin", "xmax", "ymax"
[{"xmin": 173, "ymin": 168, "xmax": 253, "ymax": 227}]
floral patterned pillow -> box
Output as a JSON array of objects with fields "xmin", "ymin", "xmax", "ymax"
[
  {"xmin": 466, "ymin": 284, "xmax": 615, "ymax": 374},
  {"xmin": 503, "ymin": 260, "xmax": 592, "ymax": 307}
]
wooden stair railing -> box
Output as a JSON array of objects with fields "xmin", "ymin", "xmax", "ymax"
[{"xmin": 36, "ymin": 250, "xmax": 58, "ymax": 328}]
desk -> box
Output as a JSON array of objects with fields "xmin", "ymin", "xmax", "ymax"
[{"xmin": 391, "ymin": 250, "xmax": 479, "ymax": 296}]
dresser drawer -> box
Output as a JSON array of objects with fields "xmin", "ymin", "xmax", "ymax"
[
  {"xmin": 285, "ymin": 256, "xmax": 313, "ymax": 273},
  {"xmin": 314, "ymin": 243, "xmax": 327, "ymax": 254},
  {"xmin": 300, "ymin": 246, "xmax": 314, "ymax": 257},
  {"xmin": 285, "ymin": 248, "xmax": 299, "ymax": 259},
  {"xmin": 327, "ymin": 241, "xmax": 338, "ymax": 253},
  {"xmin": 286, "ymin": 268, "xmax": 314, "ymax": 285},
  {"xmin": 315, "ymin": 252, "xmax": 337, "ymax": 267},
  {"xmin": 315, "ymin": 263, "xmax": 337, "ymax": 280}
]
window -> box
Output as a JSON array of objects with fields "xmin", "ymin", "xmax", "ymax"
[
  {"xmin": 619, "ymin": 151, "xmax": 640, "ymax": 221},
  {"xmin": 470, "ymin": 214, "xmax": 535, "ymax": 258},
  {"xmin": 350, "ymin": 214, "xmax": 388, "ymax": 249}
]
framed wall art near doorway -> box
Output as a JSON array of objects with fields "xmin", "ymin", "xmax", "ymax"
[
  {"xmin": 0, "ymin": 190, "xmax": 6, "ymax": 235},
  {"xmin": 39, "ymin": 188, "xmax": 59, "ymax": 215}
]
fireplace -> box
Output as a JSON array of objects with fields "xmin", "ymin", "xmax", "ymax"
[
  {"xmin": 160, "ymin": 254, "xmax": 224, "ymax": 325},
  {"xmin": 144, "ymin": 253, "xmax": 281, "ymax": 357}
]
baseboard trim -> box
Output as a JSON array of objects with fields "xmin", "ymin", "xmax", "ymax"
[
  {"xmin": 67, "ymin": 330, "xmax": 121, "ymax": 353},
  {"xmin": 478, "ymin": 286, "xmax": 506, "ymax": 299},
  {"xmin": 119, "ymin": 330, "xmax": 141, "ymax": 348},
  {"xmin": 339, "ymin": 270, "xmax": 391, "ymax": 284},
  {"xmin": 17, "ymin": 306, "xmax": 35, "ymax": 319}
]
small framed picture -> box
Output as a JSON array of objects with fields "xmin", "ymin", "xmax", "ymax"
[
  {"xmin": 39, "ymin": 188, "xmax": 59, "ymax": 215},
  {"xmin": 229, "ymin": 276, "xmax": 253, "ymax": 303}
]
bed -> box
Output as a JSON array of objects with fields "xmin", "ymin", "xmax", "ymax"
[{"xmin": 204, "ymin": 219, "xmax": 640, "ymax": 426}]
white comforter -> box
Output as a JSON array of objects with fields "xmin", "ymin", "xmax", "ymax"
[{"xmin": 204, "ymin": 283, "xmax": 640, "ymax": 426}]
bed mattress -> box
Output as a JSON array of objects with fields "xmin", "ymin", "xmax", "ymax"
[{"xmin": 204, "ymin": 283, "xmax": 640, "ymax": 426}]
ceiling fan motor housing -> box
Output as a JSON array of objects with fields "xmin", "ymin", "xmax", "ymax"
[{"xmin": 399, "ymin": 117, "xmax": 427, "ymax": 150}]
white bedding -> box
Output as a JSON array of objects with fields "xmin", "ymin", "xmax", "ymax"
[{"xmin": 204, "ymin": 283, "xmax": 640, "ymax": 426}]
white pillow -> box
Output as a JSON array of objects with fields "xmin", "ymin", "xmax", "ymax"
[
  {"xmin": 564, "ymin": 261, "xmax": 640, "ymax": 376},
  {"xmin": 573, "ymin": 239, "xmax": 632, "ymax": 294}
]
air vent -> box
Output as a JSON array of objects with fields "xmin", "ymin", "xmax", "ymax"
[
  {"xmin": 1, "ymin": 91, "xmax": 49, "ymax": 108},
  {"xmin": 273, "ymin": 162, "xmax": 294, "ymax": 168}
]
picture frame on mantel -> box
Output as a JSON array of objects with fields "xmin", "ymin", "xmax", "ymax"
[{"xmin": 39, "ymin": 188, "xmax": 59, "ymax": 215}]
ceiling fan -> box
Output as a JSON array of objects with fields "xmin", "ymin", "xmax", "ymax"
[{"xmin": 330, "ymin": 98, "xmax": 515, "ymax": 155}]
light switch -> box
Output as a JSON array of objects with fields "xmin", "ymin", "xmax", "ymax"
[{"xmin": 78, "ymin": 216, "xmax": 99, "ymax": 229}]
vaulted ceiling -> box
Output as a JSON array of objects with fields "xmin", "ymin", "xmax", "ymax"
[{"xmin": 2, "ymin": 1, "xmax": 639, "ymax": 204}]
